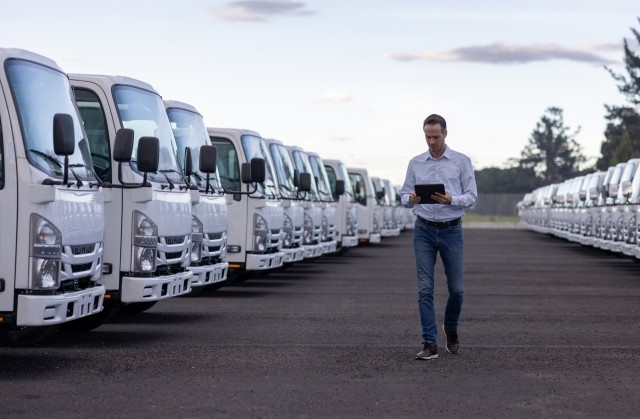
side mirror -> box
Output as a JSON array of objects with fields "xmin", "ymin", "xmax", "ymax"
[
  {"xmin": 184, "ymin": 147, "xmax": 193, "ymax": 178},
  {"xmin": 608, "ymin": 183, "xmax": 619, "ymax": 198},
  {"xmin": 376, "ymin": 190, "xmax": 385, "ymax": 200},
  {"xmin": 395, "ymin": 193, "xmax": 401, "ymax": 203},
  {"xmin": 298, "ymin": 172, "xmax": 311, "ymax": 192},
  {"xmin": 335, "ymin": 179, "xmax": 345, "ymax": 196},
  {"xmin": 250, "ymin": 157, "xmax": 265, "ymax": 183},
  {"xmin": 588, "ymin": 186, "xmax": 599, "ymax": 201},
  {"xmin": 53, "ymin": 113, "xmax": 75, "ymax": 156},
  {"xmin": 355, "ymin": 181, "xmax": 361, "ymax": 194},
  {"xmin": 621, "ymin": 180, "xmax": 633, "ymax": 198},
  {"xmin": 136, "ymin": 137, "xmax": 159, "ymax": 173},
  {"xmin": 113, "ymin": 128, "xmax": 135, "ymax": 162},
  {"xmin": 199, "ymin": 145, "xmax": 217, "ymax": 173}
]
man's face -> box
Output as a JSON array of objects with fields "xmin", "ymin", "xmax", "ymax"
[{"xmin": 424, "ymin": 123, "xmax": 446, "ymax": 155}]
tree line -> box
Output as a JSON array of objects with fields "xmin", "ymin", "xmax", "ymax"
[{"xmin": 476, "ymin": 18, "xmax": 640, "ymax": 193}]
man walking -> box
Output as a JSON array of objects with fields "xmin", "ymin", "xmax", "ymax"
[{"xmin": 400, "ymin": 114, "xmax": 478, "ymax": 360}]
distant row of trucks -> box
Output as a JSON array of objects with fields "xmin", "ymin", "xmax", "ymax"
[
  {"xmin": 518, "ymin": 157, "xmax": 640, "ymax": 257},
  {"xmin": 0, "ymin": 48, "xmax": 415, "ymax": 345}
]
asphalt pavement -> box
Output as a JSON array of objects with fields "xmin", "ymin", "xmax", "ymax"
[{"xmin": 1, "ymin": 228, "xmax": 639, "ymax": 418}]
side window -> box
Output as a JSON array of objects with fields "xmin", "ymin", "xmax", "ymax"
[
  {"xmin": 325, "ymin": 165, "xmax": 337, "ymax": 198},
  {"xmin": 72, "ymin": 88, "xmax": 112, "ymax": 184},
  {"xmin": 0, "ymin": 117, "xmax": 4, "ymax": 189},
  {"xmin": 209, "ymin": 136, "xmax": 240, "ymax": 191}
]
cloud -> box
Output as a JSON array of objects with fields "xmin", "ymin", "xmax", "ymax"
[
  {"xmin": 387, "ymin": 42, "xmax": 621, "ymax": 65},
  {"xmin": 315, "ymin": 89, "xmax": 352, "ymax": 103},
  {"xmin": 212, "ymin": 1, "xmax": 315, "ymax": 22}
]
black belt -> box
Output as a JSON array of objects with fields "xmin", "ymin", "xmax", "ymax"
[{"xmin": 417, "ymin": 216, "xmax": 461, "ymax": 228}]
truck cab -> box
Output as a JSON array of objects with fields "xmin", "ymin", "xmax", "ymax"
[
  {"xmin": 323, "ymin": 158, "xmax": 359, "ymax": 250},
  {"xmin": 306, "ymin": 151, "xmax": 338, "ymax": 254},
  {"xmin": 264, "ymin": 138, "xmax": 307, "ymax": 264},
  {"xmin": 69, "ymin": 74, "xmax": 193, "ymax": 328},
  {"xmin": 164, "ymin": 100, "xmax": 229, "ymax": 290},
  {"xmin": 0, "ymin": 48, "xmax": 105, "ymax": 344},
  {"xmin": 208, "ymin": 128, "xmax": 284, "ymax": 276},
  {"xmin": 347, "ymin": 167, "xmax": 382, "ymax": 244},
  {"xmin": 286, "ymin": 146, "xmax": 325, "ymax": 259}
]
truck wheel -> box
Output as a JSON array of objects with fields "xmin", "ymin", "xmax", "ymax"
[
  {"xmin": 0, "ymin": 326, "xmax": 57, "ymax": 347},
  {"xmin": 120, "ymin": 301, "xmax": 158, "ymax": 314},
  {"xmin": 59, "ymin": 306, "xmax": 119, "ymax": 332}
]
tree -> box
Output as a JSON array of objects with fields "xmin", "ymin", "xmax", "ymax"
[
  {"xmin": 474, "ymin": 166, "xmax": 544, "ymax": 193},
  {"xmin": 518, "ymin": 107, "xmax": 585, "ymax": 183},
  {"xmin": 598, "ymin": 18, "xmax": 640, "ymax": 169},
  {"xmin": 606, "ymin": 17, "xmax": 640, "ymax": 106},
  {"xmin": 596, "ymin": 106, "xmax": 640, "ymax": 169}
]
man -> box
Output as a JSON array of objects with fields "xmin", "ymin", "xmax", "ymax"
[{"xmin": 400, "ymin": 114, "xmax": 478, "ymax": 360}]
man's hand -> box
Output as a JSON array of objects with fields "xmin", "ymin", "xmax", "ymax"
[
  {"xmin": 408, "ymin": 191, "xmax": 421, "ymax": 204},
  {"xmin": 431, "ymin": 191, "xmax": 452, "ymax": 205}
]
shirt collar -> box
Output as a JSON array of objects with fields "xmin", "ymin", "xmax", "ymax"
[{"xmin": 425, "ymin": 145, "xmax": 451, "ymax": 160}]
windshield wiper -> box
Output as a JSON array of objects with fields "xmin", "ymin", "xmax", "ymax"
[
  {"xmin": 158, "ymin": 169, "xmax": 176, "ymax": 190},
  {"xmin": 30, "ymin": 149, "xmax": 84, "ymax": 187}
]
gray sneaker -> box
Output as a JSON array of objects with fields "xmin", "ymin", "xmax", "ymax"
[
  {"xmin": 442, "ymin": 325, "xmax": 460, "ymax": 354},
  {"xmin": 415, "ymin": 342, "xmax": 438, "ymax": 360}
]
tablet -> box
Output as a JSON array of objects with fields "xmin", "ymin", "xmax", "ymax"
[{"xmin": 415, "ymin": 183, "xmax": 445, "ymax": 204}]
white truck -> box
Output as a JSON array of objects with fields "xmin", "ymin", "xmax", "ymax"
[
  {"xmin": 208, "ymin": 128, "xmax": 284, "ymax": 277},
  {"xmin": 307, "ymin": 151, "xmax": 338, "ymax": 254},
  {"xmin": 0, "ymin": 48, "xmax": 105, "ymax": 344},
  {"xmin": 164, "ymin": 100, "xmax": 229, "ymax": 292},
  {"xmin": 67, "ymin": 74, "xmax": 194, "ymax": 328},
  {"xmin": 323, "ymin": 159, "xmax": 359, "ymax": 251},
  {"xmin": 286, "ymin": 146, "xmax": 326, "ymax": 258},
  {"xmin": 264, "ymin": 138, "xmax": 308, "ymax": 264},
  {"xmin": 371, "ymin": 176, "xmax": 401, "ymax": 237},
  {"xmin": 348, "ymin": 167, "xmax": 382, "ymax": 244}
]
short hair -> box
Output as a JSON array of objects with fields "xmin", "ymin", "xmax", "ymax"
[{"xmin": 423, "ymin": 114, "xmax": 447, "ymax": 132}]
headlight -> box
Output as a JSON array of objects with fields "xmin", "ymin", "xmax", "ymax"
[
  {"xmin": 29, "ymin": 214, "xmax": 62, "ymax": 290},
  {"xmin": 282, "ymin": 215, "xmax": 293, "ymax": 247},
  {"xmin": 303, "ymin": 213, "xmax": 313, "ymax": 244},
  {"xmin": 321, "ymin": 215, "xmax": 329, "ymax": 241},
  {"xmin": 132, "ymin": 211, "xmax": 158, "ymax": 272},
  {"xmin": 254, "ymin": 214, "xmax": 268, "ymax": 253},
  {"xmin": 191, "ymin": 216, "xmax": 204, "ymax": 263}
]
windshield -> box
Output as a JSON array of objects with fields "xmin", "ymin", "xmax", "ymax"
[
  {"xmin": 166, "ymin": 107, "xmax": 222, "ymax": 192},
  {"xmin": 240, "ymin": 134, "xmax": 279, "ymax": 197},
  {"xmin": 7, "ymin": 59, "xmax": 94, "ymax": 179},
  {"xmin": 113, "ymin": 85, "xmax": 182, "ymax": 183},
  {"xmin": 290, "ymin": 149, "xmax": 319, "ymax": 200},
  {"xmin": 268, "ymin": 142, "xmax": 297, "ymax": 198},
  {"xmin": 308, "ymin": 154, "xmax": 333, "ymax": 201}
]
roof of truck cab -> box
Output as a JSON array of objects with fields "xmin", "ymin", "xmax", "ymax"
[
  {"xmin": 207, "ymin": 127, "xmax": 262, "ymax": 138},
  {"xmin": 67, "ymin": 73, "xmax": 159, "ymax": 95},
  {"xmin": 164, "ymin": 99, "xmax": 201, "ymax": 116},
  {"xmin": 0, "ymin": 48, "xmax": 62, "ymax": 71}
]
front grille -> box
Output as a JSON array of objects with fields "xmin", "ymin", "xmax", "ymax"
[
  {"xmin": 165, "ymin": 251, "xmax": 183, "ymax": 260},
  {"xmin": 208, "ymin": 245, "xmax": 221, "ymax": 252},
  {"xmin": 70, "ymin": 244, "xmax": 95, "ymax": 255},
  {"xmin": 71, "ymin": 263, "xmax": 93, "ymax": 273},
  {"xmin": 207, "ymin": 233, "xmax": 223, "ymax": 240},
  {"xmin": 60, "ymin": 276, "xmax": 93, "ymax": 292},
  {"xmin": 165, "ymin": 236, "xmax": 185, "ymax": 245}
]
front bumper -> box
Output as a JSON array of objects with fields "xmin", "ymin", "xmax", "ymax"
[
  {"xmin": 303, "ymin": 243, "xmax": 324, "ymax": 259},
  {"xmin": 282, "ymin": 247, "xmax": 305, "ymax": 263},
  {"xmin": 320, "ymin": 240, "xmax": 338, "ymax": 254},
  {"xmin": 340, "ymin": 235, "xmax": 358, "ymax": 248},
  {"xmin": 246, "ymin": 251, "xmax": 285, "ymax": 270},
  {"xmin": 16, "ymin": 285, "xmax": 106, "ymax": 326},
  {"xmin": 121, "ymin": 270, "xmax": 193, "ymax": 303},
  {"xmin": 189, "ymin": 262, "xmax": 229, "ymax": 287}
]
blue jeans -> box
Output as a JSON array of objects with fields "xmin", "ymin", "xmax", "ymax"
[{"xmin": 413, "ymin": 219, "xmax": 464, "ymax": 344}]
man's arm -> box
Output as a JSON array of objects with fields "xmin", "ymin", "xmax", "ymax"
[
  {"xmin": 450, "ymin": 156, "xmax": 478, "ymax": 208},
  {"xmin": 399, "ymin": 161, "xmax": 416, "ymax": 208}
]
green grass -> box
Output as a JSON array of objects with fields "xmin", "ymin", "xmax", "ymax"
[{"xmin": 463, "ymin": 214, "xmax": 520, "ymax": 223}]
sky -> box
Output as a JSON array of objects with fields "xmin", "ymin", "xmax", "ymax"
[{"xmin": 1, "ymin": 1, "xmax": 639, "ymax": 185}]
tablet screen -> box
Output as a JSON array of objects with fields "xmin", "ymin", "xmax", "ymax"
[{"xmin": 415, "ymin": 183, "xmax": 445, "ymax": 204}]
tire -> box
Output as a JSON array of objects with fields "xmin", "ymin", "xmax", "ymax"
[
  {"xmin": 59, "ymin": 306, "xmax": 119, "ymax": 333},
  {"xmin": 119, "ymin": 301, "xmax": 158, "ymax": 314},
  {"xmin": 0, "ymin": 325, "xmax": 58, "ymax": 347}
]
